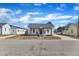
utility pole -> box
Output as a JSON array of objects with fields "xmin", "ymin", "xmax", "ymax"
[{"xmin": 77, "ymin": 16, "xmax": 79, "ymax": 37}]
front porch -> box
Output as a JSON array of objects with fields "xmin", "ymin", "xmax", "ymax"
[{"xmin": 28, "ymin": 28, "xmax": 53, "ymax": 36}]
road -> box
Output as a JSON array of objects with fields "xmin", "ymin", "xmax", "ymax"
[{"xmin": 0, "ymin": 37, "xmax": 79, "ymax": 56}]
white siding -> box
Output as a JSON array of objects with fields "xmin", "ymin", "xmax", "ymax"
[
  {"xmin": 28, "ymin": 28, "xmax": 53, "ymax": 35},
  {"xmin": 2, "ymin": 24, "xmax": 11, "ymax": 35},
  {"xmin": 11, "ymin": 28, "xmax": 16, "ymax": 35},
  {"xmin": 52, "ymin": 28, "xmax": 54, "ymax": 35},
  {"xmin": 31, "ymin": 28, "xmax": 37, "ymax": 35},
  {"xmin": 28, "ymin": 27, "xmax": 31, "ymax": 35},
  {"xmin": 44, "ymin": 29, "xmax": 52, "ymax": 35},
  {"xmin": 16, "ymin": 28, "xmax": 26, "ymax": 35}
]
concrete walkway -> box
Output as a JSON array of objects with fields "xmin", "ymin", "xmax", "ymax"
[
  {"xmin": 0, "ymin": 35, "xmax": 16, "ymax": 39},
  {"xmin": 53, "ymin": 34, "xmax": 77, "ymax": 40}
]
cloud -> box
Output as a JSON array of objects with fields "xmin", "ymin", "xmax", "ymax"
[
  {"xmin": 27, "ymin": 12, "xmax": 42, "ymax": 15},
  {"xmin": 0, "ymin": 8, "xmax": 13, "ymax": 13},
  {"xmin": 34, "ymin": 3, "xmax": 46, "ymax": 6},
  {"xmin": 8, "ymin": 19, "xmax": 18, "ymax": 24},
  {"xmin": 56, "ymin": 16, "xmax": 73, "ymax": 19},
  {"xmin": 56, "ymin": 7, "xmax": 63, "ymax": 11},
  {"xmin": 0, "ymin": 8, "xmax": 21, "ymax": 24},
  {"xmin": 58, "ymin": 20, "xmax": 71, "ymax": 23},
  {"xmin": 74, "ymin": 6, "xmax": 79, "ymax": 11},
  {"xmin": 72, "ymin": 16, "xmax": 78, "ymax": 20},
  {"xmin": 15, "ymin": 10, "xmax": 22, "ymax": 14},
  {"xmin": 56, "ymin": 4, "xmax": 66, "ymax": 11},
  {"xmin": 19, "ymin": 11, "xmax": 43, "ymax": 23},
  {"xmin": 60, "ymin": 4, "xmax": 66, "ymax": 8},
  {"xmin": 0, "ymin": 8, "xmax": 13, "ymax": 20},
  {"xmin": 19, "ymin": 15, "xmax": 30, "ymax": 23},
  {"xmin": 32, "ymin": 13, "xmax": 60, "ymax": 22},
  {"xmin": 18, "ymin": 12, "xmax": 75, "ymax": 24}
]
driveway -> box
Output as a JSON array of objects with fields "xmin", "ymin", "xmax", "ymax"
[
  {"xmin": 0, "ymin": 39, "xmax": 79, "ymax": 56},
  {"xmin": 54, "ymin": 34, "xmax": 77, "ymax": 40}
]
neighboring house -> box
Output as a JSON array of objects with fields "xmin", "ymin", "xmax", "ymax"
[
  {"xmin": 10, "ymin": 25, "xmax": 17, "ymax": 34},
  {"xmin": 10, "ymin": 25, "xmax": 26, "ymax": 35},
  {"xmin": 55, "ymin": 27, "xmax": 64, "ymax": 35},
  {"xmin": 28, "ymin": 22, "xmax": 54, "ymax": 36},
  {"xmin": 62, "ymin": 16, "xmax": 79, "ymax": 37},
  {"xmin": 62, "ymin": 23, "xmax": 78, "ymax": 36},
  {"xmin": 15, "ymin": 27, "xmax": 26, "ymax": 35},
  {"xmin": 0, "ymin": 23, "xmax": 26, "ymax": 35},
  {"xmin": 0, "ymin": 23, "xmax": 11, "ymax": 35}
]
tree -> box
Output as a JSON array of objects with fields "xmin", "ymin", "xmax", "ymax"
[
  {"xmin": 47, "ymin": 22, "xmax": 54, "ymax": 27},
  {"xmin": 57, "ymin": 27, "xmax": 64, "ymax": 35}
]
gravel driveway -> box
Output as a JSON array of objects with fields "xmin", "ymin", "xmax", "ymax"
[{"xmin": 0, "ymin": 39, "xmax": 79, "ymax": 56}]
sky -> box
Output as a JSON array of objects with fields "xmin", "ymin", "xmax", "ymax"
[{"xmin": 0, "ymin": 3, "xmax": 79, "ymax": 28}]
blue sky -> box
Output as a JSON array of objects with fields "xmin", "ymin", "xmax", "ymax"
[{"xmin": 0, "ymin": 3, "xmax": 79, "ymax": 28}]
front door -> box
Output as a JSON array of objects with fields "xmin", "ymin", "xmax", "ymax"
[{"xmin": 39, "ymin": 29, "xmax": 42, "ymax": 34}]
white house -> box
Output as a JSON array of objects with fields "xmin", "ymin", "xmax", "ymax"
[
  {"xmin": 28, "ymin": 22, "xmax": 54, "ymax": 36},
  {"xmin": 0, "ymin": 23, "xmax": 26, "ymax": 35},
  {"xmin": 10, "ymin": 25, "xmax": 26, "ymax": 35},
  {"xmin": 15, "ymin": 27, "xmax": 26, "ymax": 35},
  {"xmin": 0, "ymin": 23, "xmax": 11, "ymax": 35}
]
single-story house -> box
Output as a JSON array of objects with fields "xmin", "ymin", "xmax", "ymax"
[
  {"xmin": 0, "ymin": 23, "xmax": 11, "ymax": 35},
  {"xmin": 62, "ymin": 23, "xmax": 78, "ymax": 36},
  {"xmin": 0, "ymin": 23, "xmax": 26, "ymax": 35},
  {"xmin": 10, "ymin": 25, "xmax": 26, "ymax": 35},
  {"xmin": 28, "ymin": 22, "xmax": 54, "ymax": 36}
]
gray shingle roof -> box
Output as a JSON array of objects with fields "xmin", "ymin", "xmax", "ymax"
[
  {"xmin": 28, "ymin": 23, "xmax": 54, "ymax": 28},
  {"xmin": 10, "ymin": 25, "xmax": 27, "ymax": 30}
]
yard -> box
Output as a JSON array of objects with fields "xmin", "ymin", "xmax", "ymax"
[
  {"xmin": 6, "ymin": 35, "xmax": 61, "ymax": 40},
  {"xmin": 60, "ymin": 34, "xmax": 79, "ymax": 39}
]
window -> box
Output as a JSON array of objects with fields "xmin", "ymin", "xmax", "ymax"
[
  {"xmin": 5, "ymin": 28, "xmax": 6, "ymax": 31},
  {"xmin": 65, "ymin": 28, "xmax": 68, "ymax": 30},
  {"xmin": 18, "ymin": 30, "xmax": 19, "ymax": 32},
  {"xmin": 71, "ymin": 30, "xmax": 73, "ymax": 33},
  {"xmin": 13, "ymin": 30, "xmax": 14, "ymax": 32},
  {"xmin": 47, "ymin": 29, "xmax": 49, "ymax": 33}
]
